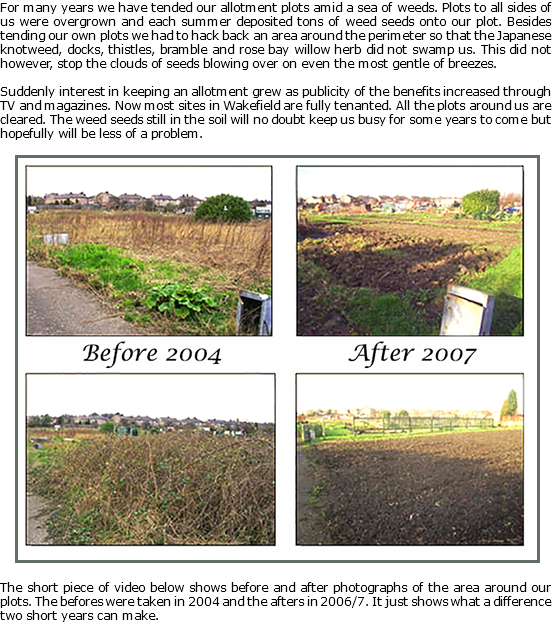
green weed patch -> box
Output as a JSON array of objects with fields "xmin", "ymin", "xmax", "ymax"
[
  {"xmin": 145, "ymin": 282, "xmax": 217, "ymax": 319},
  {"xmin": 29, "ymin": 242, "xmax": 238, "ymax": 335},
  {"xmin": 298, "ymin": 257, "xmax": 437, "ymax": 336},
  {"xmin": 346, "ymin": 288, "xmax": 436, "ymax": 336},
  {"xmin": 53, "ymin": 244, "xmax": 146, "ymax": 294}
]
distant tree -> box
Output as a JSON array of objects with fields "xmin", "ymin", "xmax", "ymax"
[
  {"xmin": 508, "ymin": 389, "xmax": 518, "ymax": 414},
  {"xmin": 397, "ymin": 410, "xmax": 409, "ymax": 418},
  {"xmin": 195, "ymin": 194, "xmax": 252, "ymax": 222},
  {"xmin": 63, "ymin": 198, "xmax": 72, "ymax": 206},
  {"xmin": 41, "ymin": 414, "xmax": 52, "ymax": 427},
  {"xmin": 100, "ymin": 421, "xmax": 115, "ymax": 434},
  {"xmin": 462, "ymin": 189, "xmax": 500, "ymax": 220},
  {"xmin": 27, "ymin": 415, "xmax": 41, "ymax": 427},
  {"xmin": 500, "ymin": 389, "xmax": 518, "ymax": 419},
  {"xmin": 108, "ymin": 196, "xmax": 122, "ymax": 210},
  {"xmin": 378, "ymin": 410, "xmax": 391, "ymax": 423}
]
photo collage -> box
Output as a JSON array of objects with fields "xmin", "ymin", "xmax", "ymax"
[{"xmin": 17, "ymin": 156, "xmax": 537, "ymax": 562}]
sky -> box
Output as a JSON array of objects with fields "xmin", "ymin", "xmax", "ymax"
[
  {"xmin": 26, "ymin": 165, "xmax": 272, "ymax": 201},
  {"xmin": 297, "ymin": 166, "xmax": 523, "ymax": 198},
  {"xmin": 297, "ymin": 375, "xmax": 523, "ymax": 414},
  {"xmin": 27, "ymin": 375, "xmax": 275, "ymax": 423}
]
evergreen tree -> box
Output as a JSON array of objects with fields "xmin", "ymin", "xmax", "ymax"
[{"xmin": 500, "ymin": 389, "xmax": 518, "ymax": 418}]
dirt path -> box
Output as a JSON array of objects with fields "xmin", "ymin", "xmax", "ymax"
[
  {"xmin": 26, "ymin": 493, "xmax": 52, "ymax": 545},
  {"xmin": 26, "ymin": 262, "xmax": 142, "ymax": 336},
  {"xmin": 296, "ymin": 446, "xmax": 330, "ymax": 545}
]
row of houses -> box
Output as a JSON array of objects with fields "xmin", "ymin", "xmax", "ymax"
[
  {"xmin": 299, "ymin": 407, "xmax": 499, "ymax": 421},
  {"xmin": 33, "ymin": 191, "xmax": 204, "ymax": 212},
  {"xmin": 27, "ymin": 412, "xmax": 274, "ymax": 435},
  {"xmin": 299, "ymin": 406, "xmax": 377, "ymax": 420},
  {"xmin": 29, "ymin": 192, "xmax": 273, "ymax": 218},
  {"xmin": 299, "ymin": 194, "xmax": 460, "ymax": 213}
]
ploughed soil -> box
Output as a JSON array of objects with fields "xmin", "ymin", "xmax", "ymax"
[
  {"xmin": 298, "ymin": 429, "xmax": 523, "ymax": 545},
  {"xmin": 300, "ymin": 225, "xmax": 504, "ymax": 293},
  {"xmin": 297, "ymin": 219, "xmax": 521, "ymax": 335}
]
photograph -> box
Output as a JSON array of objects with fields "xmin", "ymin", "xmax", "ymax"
[
  {"xmin": 26, "ymin": 374, "xmax": 275, "ymax": 546},
  {"xmin": 297, "ymin": 374, "xmax": 523, "ymax": 546},
  {"xmin": 297, "ymin": 166, "xmax": 523, "ymax": 336},
  {"xmin": 26, "ymin": 165, "xmax": 272, "ymax": 336}
]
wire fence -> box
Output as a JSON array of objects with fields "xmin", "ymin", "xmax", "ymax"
[
  {"xmin": 361, "ymin": 416, "xmax": 495, "ymax": 434},
  {"xmin": 298, "ymin": 416, "xmax": 496, "ymax": 442}
]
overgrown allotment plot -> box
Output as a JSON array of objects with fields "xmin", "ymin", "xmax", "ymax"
[
  {"xmin": 298, "ymin": 429, "xmax": 523, "ymax": 546},
  {"xmin": 27, "ymin": 210, "xmax": 271, "ymax": 335},
  {"xmin": 297, "ymin": 212, "xmax": 522, "ymax": 336},
  {"xmin": 28, "ymin": 430, "xmax": 275, "ymax": 546}
]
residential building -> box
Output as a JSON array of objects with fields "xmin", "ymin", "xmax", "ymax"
[
  {"xmin": 150, "ymin": 194, "xmax": 176, "ymax": 208},
  {"xmin": 44, "ymin": 192, "xmax": 89, "ymax": 205},
  {"xmin": 94, "ymin": 191, "xmax": 114, "ymax": 205},
  {"xmin": 119, "ymin": 193, "xmax": 146, "ymax": 207}
]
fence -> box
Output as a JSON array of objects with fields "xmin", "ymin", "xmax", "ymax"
[
  {"xmin": 298, "ymin": 415, "xmax": 495, "ymax": 442},
  {"xmin": 355, "ymin": 415, "xmax": 494, "ymax": 434}
]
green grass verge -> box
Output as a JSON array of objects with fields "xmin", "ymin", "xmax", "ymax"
[
  {"xmin": 461, "ymin": 244, "xmax": 523, "ymax": 335},
  {"xmin": 299, "ymin": 425, "xmax": 517, "ymax": 446}
]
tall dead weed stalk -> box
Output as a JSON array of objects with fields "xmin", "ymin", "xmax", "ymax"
[{"xmin": 28, "ymin": 211, "xmax": 271, "ymax": 286}]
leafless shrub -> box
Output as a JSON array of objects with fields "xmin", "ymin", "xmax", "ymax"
[{"xmin": 29, "ymin": 432, "xmax": 275, "ymax": 545}]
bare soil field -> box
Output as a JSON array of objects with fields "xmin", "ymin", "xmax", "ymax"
[
  {"xmin": 298, "ymin": 429, "xmax": 523, "ymax": 546},
  {"xmin": 301, "ymin": 225, "xmax": 502, "ymax": 294},
  {"xmin": 304, "ymin": 215, "xmax": 520, "ymax": 247},
  {"xmin": 298, "ymin": 215, "xmax": 522, "ymax": 336}
]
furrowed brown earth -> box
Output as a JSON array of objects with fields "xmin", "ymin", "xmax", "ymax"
[
  {"xmin": 300, "ymin": 224, "xmax": 509, "ymax": 293},
  {"xmin": 298, "ymin": 429, "xmax": 523, "ymax": 545}
]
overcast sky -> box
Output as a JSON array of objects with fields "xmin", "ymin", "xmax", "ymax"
[
  {"xmin": 26, "ymin": 165, "xmax": 271, "ymax": 201},
  {"xmin": 27, "ymin": 375, "xmax": 275, "ymax": 423},
  {"xmin": 297, "ymin": 375, "xmax": 523, "ymax": 414},
  {"xmin": 298, "ymin": 166, "xmax": 523, "ymax": 198}
]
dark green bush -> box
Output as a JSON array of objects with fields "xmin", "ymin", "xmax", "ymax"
[
  {"xmin": 194, "ymin": 194, "xmax": 252, "ymax": 222},
  {"xmin": 462, "ymin": 189, "xmax": 500, "ymax": 220}
]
